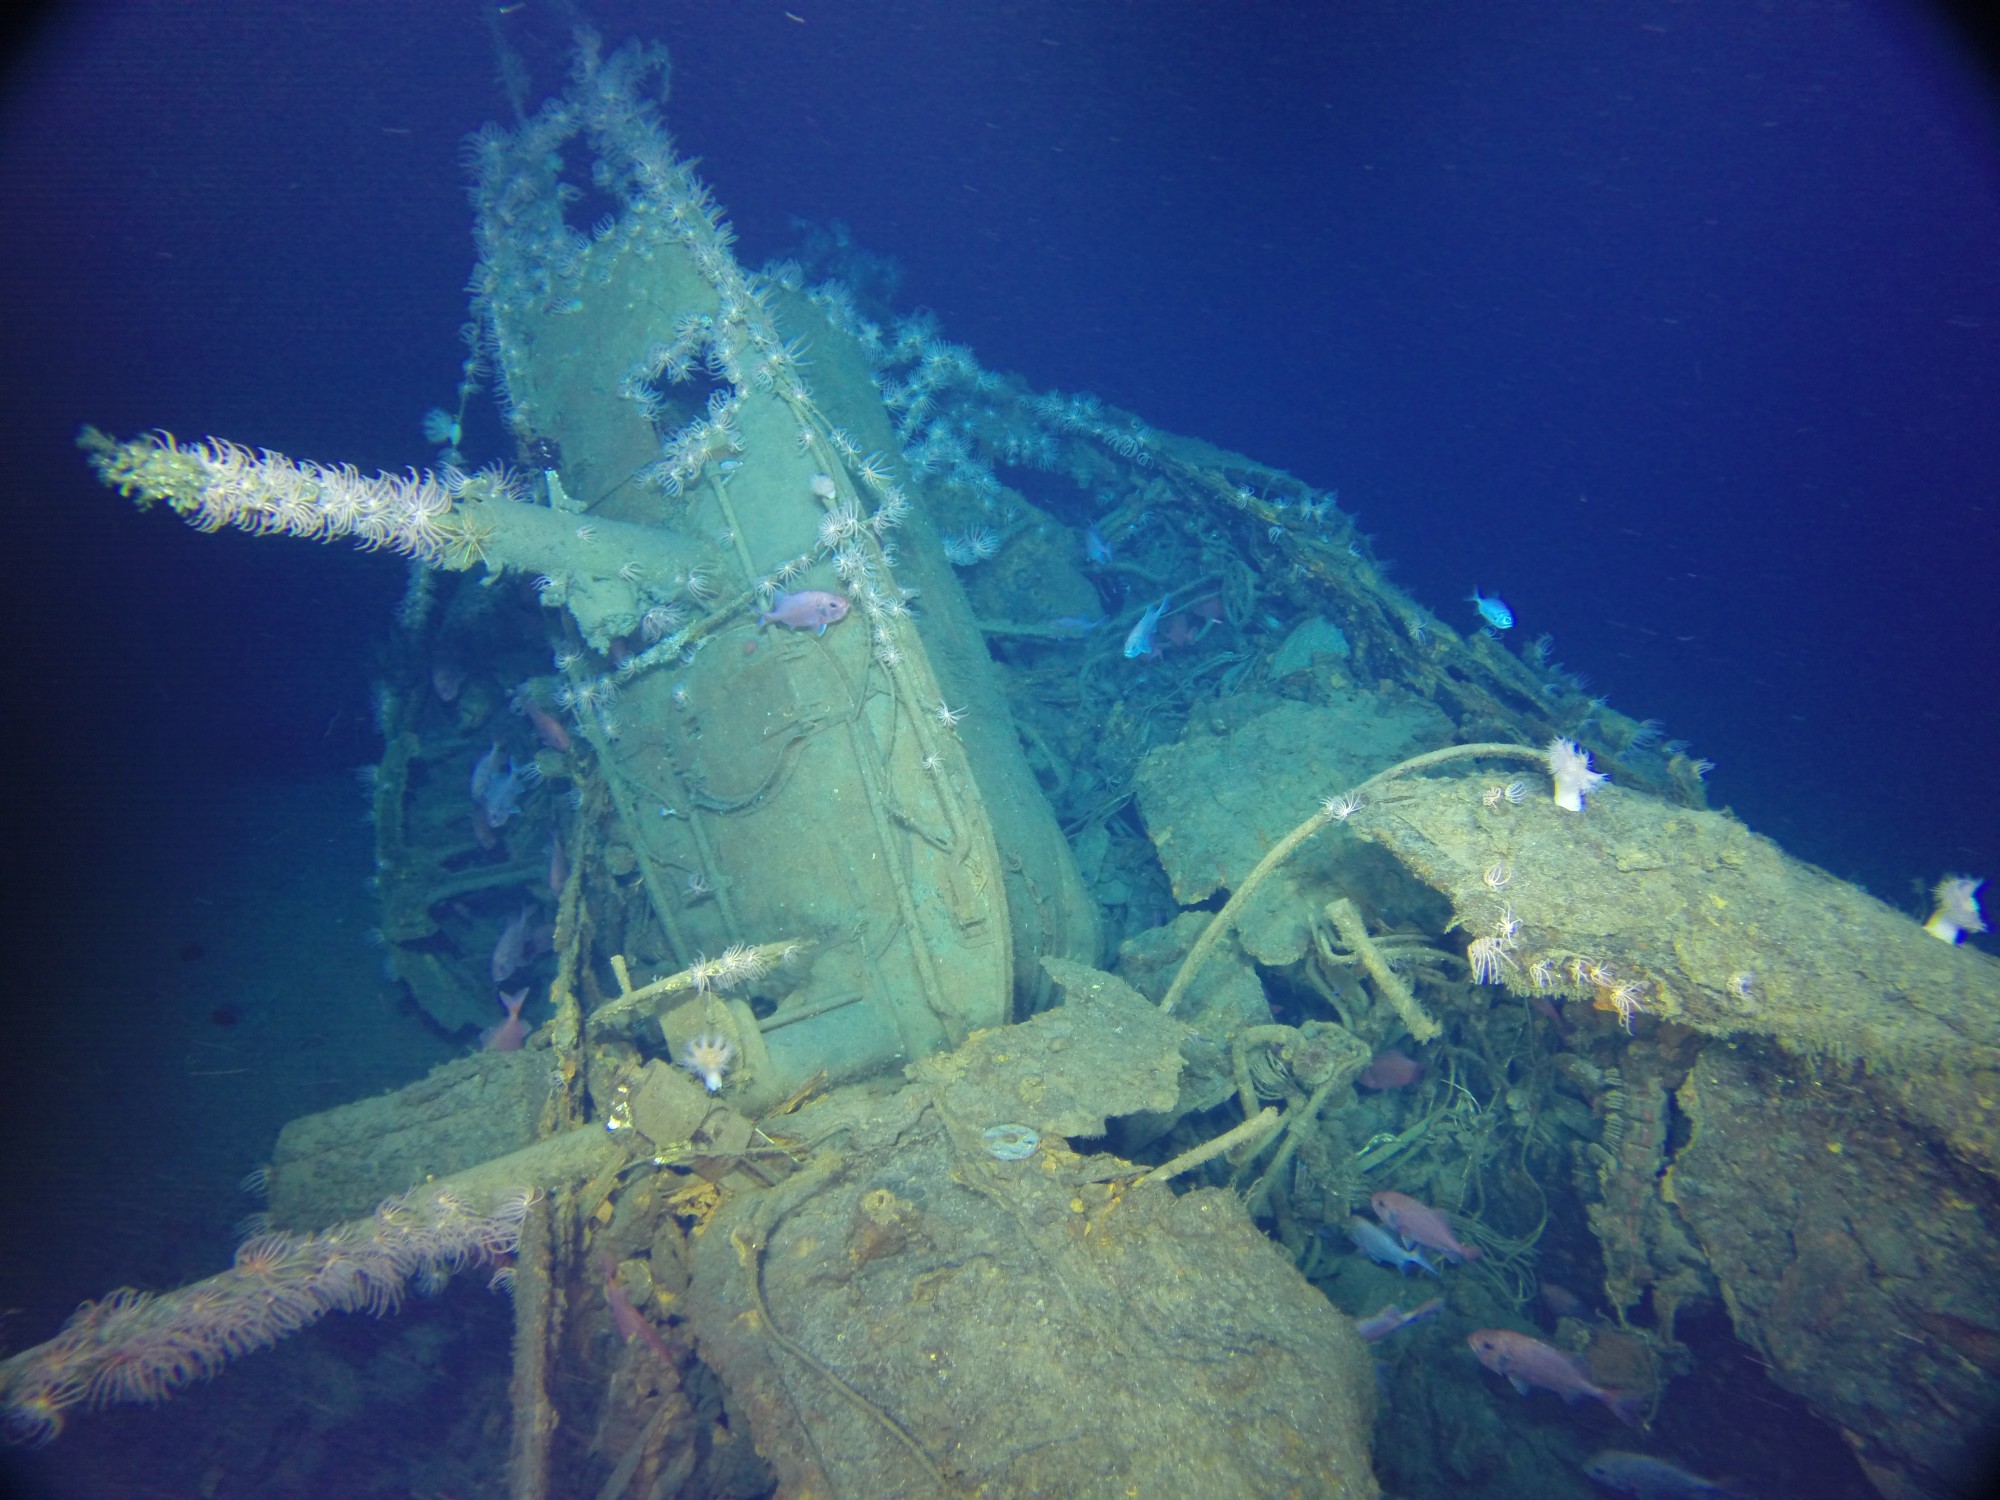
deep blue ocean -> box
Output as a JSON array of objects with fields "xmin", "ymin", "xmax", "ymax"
[{"xmin": 2, "ymin": 3, "xmax": 1996, "ymax": 1497}]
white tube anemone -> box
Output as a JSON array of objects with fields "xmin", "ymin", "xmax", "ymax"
[
  {"xmin": 1924, "ymin": 876, "xmax": 1987, "ymax": 944},
  {"xmin": 1546, "ymin": 737, "xmax": 1607, "ymax": 812}
]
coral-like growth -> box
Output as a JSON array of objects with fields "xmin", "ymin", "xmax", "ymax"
[
  {"xmin": 714, "ymin": 943, "xmax": 770, "ymax": 988},
  {"xmin": 79, "ymin": 428, "xmax": 491, "ymax": 567},
  {"xmin": 1546, "ymin": 737, "xmax": 1608, "ymax": 812},
  {"xmin": 0, "ymin": 1185, "xmax": 535, "ymax": 1444},
  {"xmin": 941, "ymin": 526, "xmax": 1002, "ymax": 566},
  {"xmin": 1924, "ymin": 876, "xmax": 1988, "ymax": 944},
  {"xmin": 677, "ymin": 1031, "xmax": 736, "ymax": 1093},
  {"xmin": 421, "ymin": 407, "xmax": 461, "ymax": 447}
]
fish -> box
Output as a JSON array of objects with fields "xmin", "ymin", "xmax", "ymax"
[
  {"xmin": 1357, "ymin": 1047, "xmax": 1425, "ymax": 1091},
  {"xmin": 1467, "ymin": 586, "xmax": 1514, "ymax": 630},
  {"xmin": 1467, "ymin": 1329, "xmax": 1646, "ymax": 1427},
  {"xmin": 470, "ymin": 742, "xmax": 504, "ymax": 804},
  {"xmin": 759, "ymin": 588, "xmax": 850, "ymax": 635},
  {"xmin": 601, "ymin": 1253, "xmax": 675, "ymax": 1362},
  {"xmin": 470, "ymin": 742, "xmax": 528, "ymax": 828},
  {"xmin": 1372, "ymin": 1190, "xmax": 1482, "ymax": 1263},
  {"xmin": 1347, "ymin": 1216, "xmax": 1437, "ymax": 1277},
  {"xmin": 1084, "ymin": 522, "xmax": 1114, "ymax": 564},
  {"xmin": 1540, "ymin": 1280, "xmax": 1588, "ymax": 1320},
  {"xmin": 491, "ymin": 905, "xmax": 533, "ymax": 982},
  {"xmin": 1123, "ymin": 594, "xmax": 1175, "ymax": 659},
  {"xmin": 1354, "ymin": 1297, "xmax": 1443, "ymax": 1343},
  {"xmin": 1583, "ymin": 1450, "xmax": 1741, "ymax": 1497},
  {"xmin": 520, "ymin": 696, "xmax": 570, "ymax": 752},
  {"xmin": 1050, "ymin": 614, "xmax": 1106, "ymax": 636},
  {"xmin": 480, "ymin": 988, "xmax": 529, "ymax": 1052}
]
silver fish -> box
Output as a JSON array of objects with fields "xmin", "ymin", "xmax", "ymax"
[
  {"xmin": 491, "ymin": 905, "xmax": 533, "ymax": 983},
  {"xmin": 1583, "ymin": 1450, "xmax": 1740, "ymax": 1498},
  {"xmin": 1347, "ymin": 1216, "xmax": 1437, "ymax": 1276},
  {"xmin": 1124, "ymin": 595, "xmax": 1172, "ymax": 658},
  {"xmin": 1355, "ymin": 1296, "xmax": 1443, "ymax": 1342}
]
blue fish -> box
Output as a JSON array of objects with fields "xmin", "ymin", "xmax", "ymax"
[
  {"xmin": 1467, "ymin": 587, "xmax": 1514, "ymax": 630},
  {"xmin": 1084, "ymin": 523, "xmax": 1114, "ymax": 565},
  {"xmin": 1124, "ymin": 595, "xmax": 1173, "ymax": 659},
  {"xmin": 1347, "ymin": 1217, "xmax": 1437, "ymax": 1276}
]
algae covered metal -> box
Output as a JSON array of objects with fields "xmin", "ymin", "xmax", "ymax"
[
  {"xmin": 1355, "ymin": 769, "xmax": 2000, "ymax": 1174},
  {"xmin": 682, "ymin": 964, "xmax": 1379, "ymax": 1499},
  {"xmin": 1141, "ymin": 734, "xmax": 2000, "ymax": 1493}
]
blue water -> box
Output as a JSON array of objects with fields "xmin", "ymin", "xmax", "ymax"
[{"xmin": 2, "ymin": 3, "xmax": 1995, "ymax": 1496}]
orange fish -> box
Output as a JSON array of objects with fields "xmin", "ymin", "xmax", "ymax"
[
  {"xmin": 1372, "ymin": 1190, "xmax": 1482, "ymax": 1263},
  {"xmin": 1468, "ymin": 1329, "xmax": 1645, "ymax": 1427},
  {"xmin": 480, "ymin": 988, "xmax": 529, "ymax": 1052}
]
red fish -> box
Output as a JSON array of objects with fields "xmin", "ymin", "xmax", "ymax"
[
  {"xmin": 480, "ymin": 988, "xmax": 528, "ymax": 1052},
  {"xmin": 1540, "ymin": 1280, "xmax": 1587, "ymax": 1320},
  {"xmin": 601, "ymin": 1254, "xmax": 674, "ymax": 1362},
  {"xmin": 1372, "ymin": 1190, "xmax": 1482, "ymax": 1263},
  {"xmin": 1358, "ymin": 1047, "xmax": 1425, "ymax": 1091},
  {"xmin": 522, "ymin": 697, "xmax": 570, "ymax": 751},
  {"xmin": 1467, "ymin": 1329, "xmax": 1645, "ymax": 1426},
  {"xmin": 759, "ymin": 589, "xmax": 849, "ymax": 635},
  {"xmin": 1159, "ymin": 593, "xmax": 1225, "ymax": 650}
]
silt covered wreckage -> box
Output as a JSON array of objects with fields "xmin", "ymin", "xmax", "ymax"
[{"xmin": 13, "ymin": 33, "xmax": 2000, "ymax": 1500}]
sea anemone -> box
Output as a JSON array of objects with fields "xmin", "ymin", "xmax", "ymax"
[
  {"xmin": 421, "ymin": 407, "xmax": 461, "ymax": 447},
  {"xmin": 1546, "ymin": 737, "xmax": 1608, "ymax": 812},
  {"xmin": 714, "ymin": 943, "xmax": 769, "ymax": 988},
  {"xmin": 678, "ymin": 1032, "xmax": 736, "ymax": 1093},
  {"xmin": 1924, "ymin": 876, "xmax": 1988, "ymax": 944}
]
